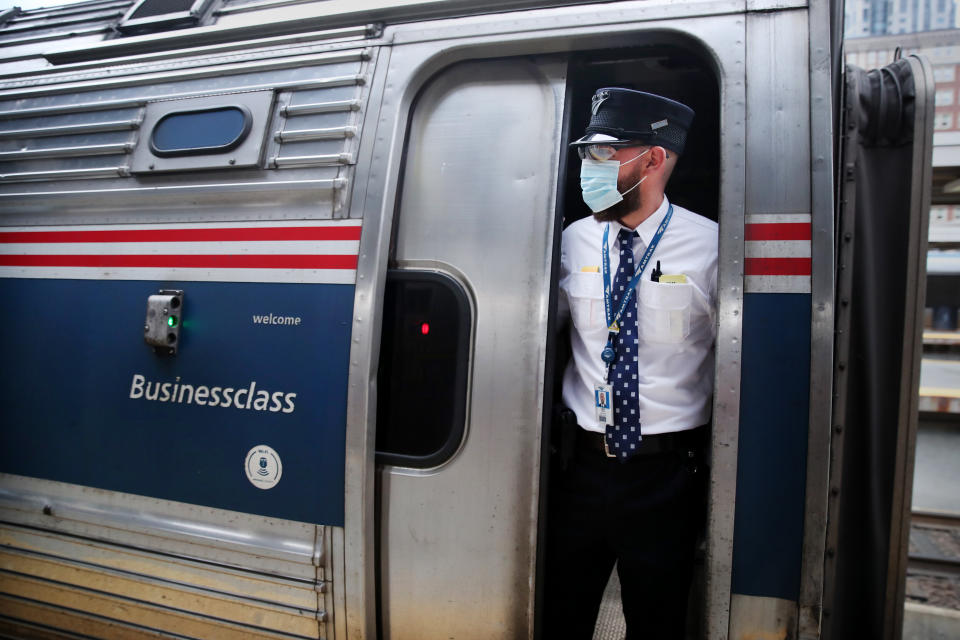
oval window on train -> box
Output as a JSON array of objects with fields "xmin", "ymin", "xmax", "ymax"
[
  {"xmin": 150, "ymin": 106, "xmax": 252, "ymax": 157},
  {"xmin": 375, "ymin": 270, "xmax": 472, "ymax": 468}
]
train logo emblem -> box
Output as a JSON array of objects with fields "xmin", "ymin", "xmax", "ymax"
[
  {"xmin": 591, "ymin": 89, "xmax": 609, "ymax": 115},
  {"xmin": 245, "ymin": 445, "xmax": 282, "ymax": 489}
]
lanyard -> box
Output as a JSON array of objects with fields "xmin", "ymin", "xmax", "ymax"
[{"xmin": 599, "ymin": 204, "xmax": 673, "ymax": 366}]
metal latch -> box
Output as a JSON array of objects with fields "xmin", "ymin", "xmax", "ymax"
[{"xmin": 144, "ymin": 289, "xmax": 184, "ymax": 355}]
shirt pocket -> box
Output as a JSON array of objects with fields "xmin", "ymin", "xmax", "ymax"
[
  {"xmin": 565, "ymin": 272, "xmax": 605, "ymax": 331},
  {"xmin": 638, "ymin": 279, "xmax": 693, "ymax": 343}
]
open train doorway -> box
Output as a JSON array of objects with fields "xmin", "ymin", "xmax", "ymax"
[{"xmin": 540, "ymin": 43, "xmax": 720, "ymax": 639}]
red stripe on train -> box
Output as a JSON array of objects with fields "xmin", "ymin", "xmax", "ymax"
[
  {"xmin": 744, "ymin": 257, "xmax": 811, "ymax": 276},
  {"xmin": 0, "ymin": 254, "xmax": 359, "ymax": 269},
  {"xmin": 0, "ymin": 226, "xmax": 362, "ymax": 244},
  {"xmin": 744, "ymin": 223, "xmax": 811, "ymax": 241}
]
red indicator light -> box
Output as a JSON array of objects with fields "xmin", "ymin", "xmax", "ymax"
[{"xmin": 421, "ymin": 323, "xmax": 430, "ymax": 335}]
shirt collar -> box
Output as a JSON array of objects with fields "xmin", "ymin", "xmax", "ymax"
[{"xmin": 609, "ymin": 195, "xmax": 670, "ymax": 246}]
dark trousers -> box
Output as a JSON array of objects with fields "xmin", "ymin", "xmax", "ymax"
[{"xmin": 542, "ymin": 433, "xmax": 707, "ymax": 640}]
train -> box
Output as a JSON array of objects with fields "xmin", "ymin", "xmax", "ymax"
[{"xmin": 0, "ymin": 0, "xmax": 936, "ymax": 638}]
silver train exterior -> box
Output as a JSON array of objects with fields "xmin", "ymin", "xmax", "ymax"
[{"xmin": 0, "ymin": 1, "xmax": 934, "ymax": 639}]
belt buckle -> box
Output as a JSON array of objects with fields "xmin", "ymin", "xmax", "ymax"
[{"xmin": 602, "ymin": 436, "xmax": 616, "ymax": 458}]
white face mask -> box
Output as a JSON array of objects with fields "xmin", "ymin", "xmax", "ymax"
[{"xmin": 578, "ymin": 149, "xmax": 649, "ymax": 213}]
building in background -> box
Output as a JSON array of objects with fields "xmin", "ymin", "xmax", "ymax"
[
  {"xmin": 846, "ymin": 29, "xmax": 960, "ymax": 291},
  {"xmin": 845, "ymin": 4, "xmax": 959, "ymax": 267},
  {"xmin": 846, "ymin": 0, "xmax": 956, "ymax": 37}
]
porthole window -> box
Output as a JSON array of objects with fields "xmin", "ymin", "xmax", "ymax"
[
  {"xmin": 375, "ymin": 270, "xmax": 471, "ymax": 468},
  {"xmin": 131, "ymin": 91, "xmax": 273, "ymax": 174},
  {"xmin": 150, "ymin": 107, "xmax": 252, "ymax": 157}
]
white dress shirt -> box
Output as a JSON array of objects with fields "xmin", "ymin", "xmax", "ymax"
[{"xmin": 559, "ymin": 196, "xmax": 718, "ymax": 434}]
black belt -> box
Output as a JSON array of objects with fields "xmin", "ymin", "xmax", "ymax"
[{"xmin": 578, "ymin": 426, "xmax": 705, "ymax": 459}]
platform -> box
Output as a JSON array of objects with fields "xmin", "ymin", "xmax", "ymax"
[{"xmin": 920, "ymin": 358, "xmax": 960, "ymax": 414}]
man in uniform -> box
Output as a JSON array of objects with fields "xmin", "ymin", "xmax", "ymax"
[{"xmin": 544, "ymin": 88, "xmax": 717, "ymax": 639}]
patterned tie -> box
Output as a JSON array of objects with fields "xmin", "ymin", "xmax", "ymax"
[{"xmin": 606, "ymin": 228, "xmax": 642, "ymax": 462}]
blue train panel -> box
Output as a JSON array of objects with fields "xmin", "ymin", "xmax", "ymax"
[
  {"xmin": 0, "ymin": 278, "xmax": 352, "ymax": 525},
  {"xmin": 0, "ymin": 220, "xmax": 361, "ymax": 526},
  {"xmin": 732, "ymin": 292, "xmax": 811, "ymax": 600}
]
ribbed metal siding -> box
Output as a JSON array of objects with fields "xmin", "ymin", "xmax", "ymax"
[
  {"xmin": 0, "ymin": 42, "xmax": 374, "ymax": 223},
  {"xmin": 0, "ymin": 1, "xmax": 130, "ymax": 43},
  {"xmin": 0, "ymin": 476, "xmax": 332, "ymax": 639}
]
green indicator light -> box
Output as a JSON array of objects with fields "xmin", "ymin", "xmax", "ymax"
[{"xmin": 167, "ymin": 316, "xmax": 178, "ymax": 328}]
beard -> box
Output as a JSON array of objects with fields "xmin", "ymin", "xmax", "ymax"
[{"xmin": 591, "ymin": 178, "xmax": 643, "ymax": 223}]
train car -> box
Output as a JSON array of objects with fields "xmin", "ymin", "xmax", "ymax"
[{"xmin": 0, "ymin": 0, "xmax": 935, "ymax": 639}]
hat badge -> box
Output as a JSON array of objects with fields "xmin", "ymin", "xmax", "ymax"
[{"xmin": 591, "ymin": 90, "xmax": 609, "ymax": 115}]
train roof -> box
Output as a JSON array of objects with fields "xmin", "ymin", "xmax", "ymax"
[{"xmin": 0, "ymin": 0, "xmax": 623, "ymax": 77}]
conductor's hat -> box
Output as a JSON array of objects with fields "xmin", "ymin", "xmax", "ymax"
[{"xmin": 571, "ymin": 88, "xmax": 695, "ymax": 155}]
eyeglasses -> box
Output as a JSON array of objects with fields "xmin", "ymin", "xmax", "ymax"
[
  {"xmin": 576, "ymin": 143, "xmax": 668, "ymax": 162},
  {"xmin": 576, "ymin": 142, "xmax": 643, "ymax": 161}
]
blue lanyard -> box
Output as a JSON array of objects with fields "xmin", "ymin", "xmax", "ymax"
[{"xmin": 600, "ymin": 204, "xmax": 673, "ymax": 365}]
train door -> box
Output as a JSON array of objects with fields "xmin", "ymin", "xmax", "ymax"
[
  {"xmin": 361, "ymin": 32, "xmax": 728, "ymax": 640},
  {"xmin": 371, "ymin": 56, "xmax": 567, "ymax": 639}
]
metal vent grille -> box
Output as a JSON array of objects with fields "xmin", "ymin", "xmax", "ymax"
[
  {"xmin": 0, "ymin": 476, "xmax": 331, "ymax": 640},
  {"xmin": 271, "ymin": 76, "xmax": 364, "ymax": 170},
  {"xmin": 0, "ymin": 105, "xmax": 141, "ymax": 183},
  {"xmin": 0, "ymin": 45, "xmax": 374, "ymax": 222}
]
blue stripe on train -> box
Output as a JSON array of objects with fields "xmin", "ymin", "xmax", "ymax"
[
  {"xmin": 731, "ymin": 292, "xmax": 811, "ymax": 600},
  {"xmin": 0, "ymin": 278, "xmax": 352, "ymax": 526}
]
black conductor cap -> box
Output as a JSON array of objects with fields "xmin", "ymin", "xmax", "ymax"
[{"xmin": 571, "ymin": 87, "xmax": 695, "ymax": 155}]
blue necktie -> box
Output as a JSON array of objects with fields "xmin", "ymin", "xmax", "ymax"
[{"xmin": 606, "ymin": 228, "xmax": 642, "ymax": 462}]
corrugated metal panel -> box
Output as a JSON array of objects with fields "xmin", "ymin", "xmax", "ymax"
[
  {"xmin": 0, "ymin": 1, "xmax": 127, "ymax": 77},
  {"xmin": 0, "ymin": 604, "xmax": 171, "ymax": 639},
  {"xmin": 0, "ymin": 476, "xmax": 330, "ymax": 639},
  {"xmin": 1, "ymin": 8, "xmax": 125, "ymax": 36},
  {"xmin": 271, "ymin": 88, "xmax": 361, "ymax": 169},
  {"xmin": 0, "ymin": 0, "xmax": 131, "ymax": 61},
  {"xmin": 0, "ymin": 44, "xmax": 374, "ymax": 223},
  {"xmin": 0, "ymin": 26, "xmax": 376, "ymax": 81},
  {"xmin": 0, "ymin": 109, "xmax": 141, "ymax": 185}
]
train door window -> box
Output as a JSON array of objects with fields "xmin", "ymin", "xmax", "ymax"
[
  {"xmin": 376, "ymin": 55, "xmax": 563, "ymax": 639},
  {"xmin": 375, "ymin": 269, "xmax": 471, "ymax": 468}
]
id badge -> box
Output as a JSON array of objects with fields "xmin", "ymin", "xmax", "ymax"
[{"xmin": 594, "ymin": 383, "xmax": 614, "ymax": 426}]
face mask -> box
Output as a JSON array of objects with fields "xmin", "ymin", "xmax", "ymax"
[{"xmin": 579, "ymin": 149, "xmax": 649, "ymax": 213}]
